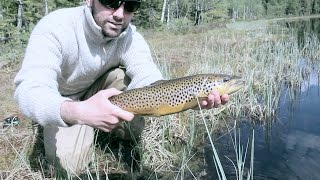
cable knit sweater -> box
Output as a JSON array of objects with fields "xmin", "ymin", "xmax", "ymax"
[{"xmin": 14, "ymin": 5, "xmax": 163, "ymax": 127}]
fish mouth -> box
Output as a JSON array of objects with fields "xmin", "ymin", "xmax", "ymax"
[
  {"xmin": 226, "ymin": 79, "xmax": 245, "ymax": 94},
  {"xmin": 212, "ymin": 78, "xmax": 244, "ymax": 95},
  {"xmin": 233, "ymin": 79, "xmax": 245, "ymax": 87}
]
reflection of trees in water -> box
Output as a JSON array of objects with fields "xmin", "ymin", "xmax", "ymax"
[
  {"xmin": 207, "ymin": 80, "xmax": 320, "ymax": 179},
  {"xmin": 286, "ymin": 18, "xmax": 320, "ymax": 46}
]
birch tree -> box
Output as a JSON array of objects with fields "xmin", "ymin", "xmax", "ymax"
[
  {"xmin": 161, "ymin": 0, "xmax": 167, "ymax": 22},
  {"xmin": 17, "ymin": 0, "xmax": 23, "ymax": 32},
  {"xmin": 0, "ymin": 1, "xmax": 3, "ymax": 20},
  {"xmin": 166, "ymin": 0, "xmax": 170, "ymax": 24},
  {"xmin": 44, "ymin": 0, "xmax": 48, "ymax": 15}
]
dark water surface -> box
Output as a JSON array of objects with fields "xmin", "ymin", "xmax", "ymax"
[
  {"xmin": 252, "ymin": 74, "xmax": 320, "ymax": 180},
  {"xmin": 285, "ymin": 17, "xmax": 320, "ymax": 45},
  {"xmin": 207, "ymin": 72, "xmax": 320, "ymax": 180},
  {"xmin": 206, "ymin": 18, "xmax": 320, "ymax": 180}
]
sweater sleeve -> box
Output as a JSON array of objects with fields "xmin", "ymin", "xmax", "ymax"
[
  {"xmin": 14, "ymin": 23, "xmax": 71, "ymax": 127},
  {"xmin": 120, "ymin": 30, "xmax": 163, "ymax": 89}
]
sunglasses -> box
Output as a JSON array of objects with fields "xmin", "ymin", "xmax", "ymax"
[{"xmin": 98, "ymin": 0, "xmax": 141, "ymax": 13}]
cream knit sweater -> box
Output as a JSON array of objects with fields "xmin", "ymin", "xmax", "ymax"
[{"xmin": 14, "ymin": 5, "xmax": 163, "ymax": 127}]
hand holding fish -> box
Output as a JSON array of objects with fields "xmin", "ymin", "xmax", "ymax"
[
  {"xmin": 61, "ymin": 74, "xmax": 240, "ymax": 131},
  {"xmin": 60, "ymin": 88, "xmax": 134, "ymax": 132},
  {"xmin": 197, "ymin": 91, "xmax": 230, "ymax": 109}
]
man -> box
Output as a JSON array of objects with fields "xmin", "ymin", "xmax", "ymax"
[{"xmin": 14, "ymin": 0, "xmax": 229, "ymax": 175}]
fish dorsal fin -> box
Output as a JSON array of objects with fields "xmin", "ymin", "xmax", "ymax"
[{"xmin": 149, "ymin": 80, "xmax": 167, "ymax": 86}]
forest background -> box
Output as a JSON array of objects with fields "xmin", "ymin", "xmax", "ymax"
[{"xmin": 1, "ymin": 0, "xmax": 320, "ymax": 45}]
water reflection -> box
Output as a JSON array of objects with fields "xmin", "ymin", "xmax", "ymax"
[
  {"xmin": 207, "ymin": 74, "xmax": 320, "ymax": 180},
  {"xmin": 206, "ymin": 17, "xmax": 320, "ymax": 180},
  {"xmin": 257, "ymin": 74, "xmax": 320, "ymax": 179},
  {"xmin": 285, "ymin": 17, "xmax": 320, "ymax": 46}
]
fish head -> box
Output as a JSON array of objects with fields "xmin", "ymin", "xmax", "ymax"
[{"xmin": 206, "ymin": 74, "xmax": 244, "ymax": 95}]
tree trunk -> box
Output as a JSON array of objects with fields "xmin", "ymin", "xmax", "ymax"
[
  {"xmin": 0, "ymin": 1, "xmax": 3, "ymax": 20},
  {"xmin": 231, "ymin": 7, "xmax": 237, "ymax": 22},
  {"xmin": 17, "ymin": 0, "xmax": 23, "ymax": 33},
  {"xmin": 161, "ymin": 0, "xmax": 167, "ymax": 23},
  {"xmin": 194, "ymin": 0, "xmax": 201, "ymax": 25},
  {"xmin": 243, "ymin": 6, "xmax": 246, "ymax": 20},
  {"xmin": 166, "ymin": 1, "xmax": 170, "ymax": 25},
  {"xmin": 175, "ymin": 0, "xmax": 179, "ymax": 18},
  {"xmin": 44, "ymin": 0, "xmax": 48, "ymax": 15}
]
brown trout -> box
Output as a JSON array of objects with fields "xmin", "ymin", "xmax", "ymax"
[{"xmin": 109, "ymin": 74, "xmax": 244, "ymax": 116}]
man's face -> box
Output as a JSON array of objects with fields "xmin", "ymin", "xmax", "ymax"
[{"xmin": 88, "ymin": 0, "xmax": 134, "ymax": 38}]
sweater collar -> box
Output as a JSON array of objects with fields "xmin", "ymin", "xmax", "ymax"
[{"xmin": 83, "ymin": 5, "xmax": 129, "ymax": 43}]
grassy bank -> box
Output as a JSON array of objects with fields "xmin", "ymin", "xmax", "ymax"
[
  {"xmin": 0, "ymin": 19, "xmax": 319, "ymax": 179},
  {"xmin": 141, "ymin": 20, "xmax": 319, "ymax": 178}
]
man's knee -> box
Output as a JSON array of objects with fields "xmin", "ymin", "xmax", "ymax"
[
  {"xmin": 43, "ymin": 125, "xmax": 94, "ymax": 175},
  {"xmin": 81, "ymin": 67, "xmax": 130, "ymax": 100},
  {"xmin": 102, "ymin": 67, "xmax": 130, "ymax": 91}
]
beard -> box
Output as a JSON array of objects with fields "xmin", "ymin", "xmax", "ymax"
[{"xmin": 91, "ymin": 1, "xmax": 129, "ymax": 38}]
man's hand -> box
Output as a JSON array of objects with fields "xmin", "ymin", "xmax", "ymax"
[
  {"xmin": 60, "ymin": 88, "xmax": 134, "ymax": 132},
  {"xmin": 198, "ymin": 91, "xmax": 230, "ymax": 109}
]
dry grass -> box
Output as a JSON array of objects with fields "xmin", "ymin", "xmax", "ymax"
[
  {"xmin": 0, "ymin": 70, "xmax": 18, "ymax": 119},
  {"xmin": 0, "ymin": 68, "xmax": 41, "ymax": 179}
]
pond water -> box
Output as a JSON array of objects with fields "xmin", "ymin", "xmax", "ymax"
[
  {"xmin": 253, "ymin": 73, "xmax": 320, "ymax": 179},
  {"xmin": 206, "ymin": 18, "xmax": 320, "ymax": 180},
  {"xmin": 285, "ymin": 16, "xmax": 320, "ymax": 45},
  {"xmin": 207, "ymin": 73, "xmax": 320, "ymax": 180}
]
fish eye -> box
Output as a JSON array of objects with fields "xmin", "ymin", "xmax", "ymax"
[{"xmin": 223, "ymin": 77, "xmax": 230, "ymax": 82}]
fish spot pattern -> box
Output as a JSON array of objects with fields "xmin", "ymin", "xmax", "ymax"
[{"xmin": 109, "ymin": 74, "xmax": 243, "ymax": 116}]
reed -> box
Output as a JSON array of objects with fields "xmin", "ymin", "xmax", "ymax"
[{"xmin": 224, "ymin": 122, "xmax": 254, "ymax": 180}]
